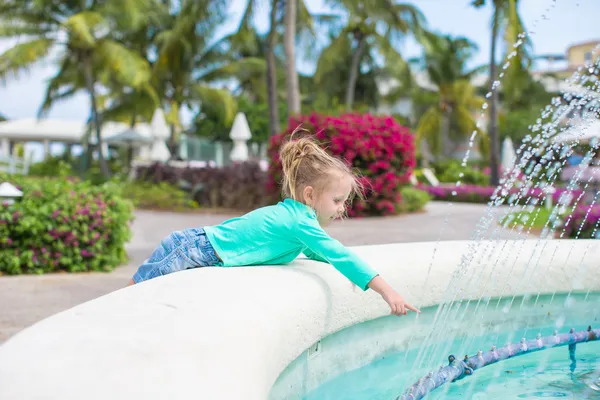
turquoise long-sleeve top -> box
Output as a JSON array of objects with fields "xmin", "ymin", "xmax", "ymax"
[{"xmin": 203, "ymin": 198, "xmax": 378, "ymax": 290}]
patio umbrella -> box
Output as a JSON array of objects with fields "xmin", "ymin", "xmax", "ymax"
[
  {"xmin": 104, "ymin": 129, "xmax": 153, "ymax": 145},
  {"xmin": 150, "ymin": 109, "xmax": 171, "ymax": 162},
  {"xmin": 104, "ymin": 128, "xmax": 153, "ymax": 170},
  {"xmin": 501, "ymin": 137, "xmax": 516, "ymax": 171}
]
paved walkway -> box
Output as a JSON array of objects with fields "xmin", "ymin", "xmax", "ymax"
[{"xmin": 0, "ymin": 201, "xmax": 526, "ymax": 343}]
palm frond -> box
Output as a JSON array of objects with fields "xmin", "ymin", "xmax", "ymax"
[
  {"xmin": 416, "ymin": 105, "xmax": 443, "ymax": 155},
  {"xmin": 38, "ymin": 55, "xmax": 84, "ymax": 117},
  {"xmin": 101, "ymin": 0, "xmax": 162, "ymax": 31},
  {"xmin": 314, "ymin": 32, "xmax": 351, "ymax": 84},
  {"xmin": 454, "ymin": 105, "xmax": 478, "ymax": 139},
  {"xmin": 190, "ymin": 84, "xmax": 238, "ymax": 127},
  {"xmin": 197, "ymin": 57, "xmax": 266, "ymax": 83},
  {"xmin": 64, "ymin": 11, "xmax": 105, "ymax": 48},
  {"xmin": 0, "ymin": 21, "xmax": 53, "ymax": 38},
  {"xmin": 96, "ymin": 39, "xmax": 152, "ymax": 88},
  {"xmin": 0, "ymin": 38, "xmax": 54, "ymax": 84},
  {"xmin": 101, "ymin": 83, "xmax": 159, "ymax": 123}
]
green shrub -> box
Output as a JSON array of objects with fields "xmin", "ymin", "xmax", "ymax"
[
  {"xmin": 28, "ymin": 155, "xmax": 126, "ymax": 185},
  {"xmin": 28, "ymin": 157, "xmax": 73, "ymax": 177},
  {"xmin": 134, "ymin": 162, "xmax": 273, "ymax": 211},
  {"xmin": 433, "ymin": 160, "xmax": 489, "ymax": 186},
  {"xmin": 399, "ymin": 187, "xmax": 431, "ymax": 212},
  {"xmin": 0, "ymin": 175, "xmax": 134, "ymax": 275},
  {"xmin": 120, "ymin": 182, "xmax": 198, "ymax": 211},
  {"xmin": 397, "ymin": 187, "xmax": 430, "ymax": 213}
]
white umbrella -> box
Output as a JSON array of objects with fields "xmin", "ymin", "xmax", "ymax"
[
  {"xmin": 104, "ymin": 129, "xmax": 153, "ymax": 145},
  {"xmin": 229, "ymin": 112, "xmax": 252, "ymax": 162},
  {"xmin": 501, "ymin": 137, "xmax": 516, "ymax": 171},
  {"xmin": 149, "ymin": 108, "xmax": 171, "ymax": 162}
]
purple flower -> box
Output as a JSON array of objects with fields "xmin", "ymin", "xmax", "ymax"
[{"xmin": 81, "ymin": 249, "xmax": 93, "ymax": 258}]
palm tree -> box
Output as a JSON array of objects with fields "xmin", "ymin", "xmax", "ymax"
[
  {"xmin": 232, "ymin": 0, "xmax": 337, "ymax": 134},
  {"xmin": 312, "ymin": 33, "xmax": 380, "ymax": 110},
  {"xmin": 151, "ymin": 0, "xmax": 265, "ymax": 157},
  {"xmin": 267, "ymin": 0, "xmax": 283, "ymax": 133},
  {"xmin": 98, "ymin": 2, "xmax": 167, "ymax": 126},
  {"xmin": 472, "ymin": 0, "xmax": 532, "ymax": 186},
  {"xmin": 0, "ymin": 0, "xmax": 156, "ymax": 177},
  {"xmin": 412, "ymin": 34, "xmax": 486, "ymax": 160},
  {"xmin": 284, "ymin": 0, "xmax": 301, "ymax": 116},
  {"xmin": 322, "ymin": 0, "xmax": 425, "ymax": 111}
]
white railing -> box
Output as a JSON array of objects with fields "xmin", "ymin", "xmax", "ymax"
[{"xmin": 0, "ymin": 155, "xmax": 29, "ymax": 175}]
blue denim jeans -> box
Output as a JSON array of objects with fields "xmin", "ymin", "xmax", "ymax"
[{"xmin": 132, "ymin": 228, "xmax": 221, "ymax": 283}]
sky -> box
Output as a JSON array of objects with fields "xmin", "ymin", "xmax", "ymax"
[{"xmin": 0, "ymin": 0, "xmax": 598, "ymax": 123}]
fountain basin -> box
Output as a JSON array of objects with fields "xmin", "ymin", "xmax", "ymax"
[{"xmin": 0, "ymin": 240, "xmax": 598, "ymax": 399}]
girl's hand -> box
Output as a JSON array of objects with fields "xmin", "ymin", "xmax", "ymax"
[
  {"xmin": 367, "ymin": 276, "xmax": 420, "ymax": 317},
  {"xmin": 382, "ymin": 290, "xmax": 420, "ymax": 316}
]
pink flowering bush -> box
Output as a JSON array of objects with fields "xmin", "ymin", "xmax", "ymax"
[
  {"xmin": 0, "ymin": 175, "xmax": 133, "ymax": 275},
  {"xmin": 268, "ymin": 113, "xmax": 417, "ymax": 217},
  {"xmin": 564, "ymin": 204, "xmax": 600, "ymax": 239}
]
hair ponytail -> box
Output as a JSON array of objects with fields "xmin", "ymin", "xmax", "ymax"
[{"xmin": 278, "ymin": 128, "xmax": 363, "ymax": 202}]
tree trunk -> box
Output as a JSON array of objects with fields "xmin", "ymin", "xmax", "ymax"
[
  {"xmin": 345, "ymin": 34, "xmax": 367, "ymax": 112},
  {"xmin": 83, "ymin": 52, "xmax": 110, "ymax": 178},
  {"xmin": 168, "ymin": 122, "xmax": 180, "ymax": 160},
  {"xmin": 266, "ymin": 0, "xmax": 280, "ymax": 135},
  {"xmin": 488, "ymin": 11, "xmax": 501, "ymax": 186},
  {"xmin": 441, "ymin": 105, "xmax": 453, "ymax": 158},
  {"xmin": 284, "ymin": 0, "xmax": 300, "ymax": 115}
]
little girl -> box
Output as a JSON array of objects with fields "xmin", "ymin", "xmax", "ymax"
[{"xmin": 129, "ymin": 136, "xmax": 419, "ymax": 316}]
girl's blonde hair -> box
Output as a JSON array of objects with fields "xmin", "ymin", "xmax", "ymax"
[{"xmin": 279, "ymin": 130, "xmax": 364, "ymax": 204}]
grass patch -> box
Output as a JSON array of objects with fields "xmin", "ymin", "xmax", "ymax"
[{"xmin": 501, "ymin": 207, "xmax": 564, "ymax": 231}]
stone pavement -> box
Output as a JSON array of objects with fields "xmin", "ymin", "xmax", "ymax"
[{"xmin": 0, "ymin": 201, "xmax": 526, "ymax": 343}]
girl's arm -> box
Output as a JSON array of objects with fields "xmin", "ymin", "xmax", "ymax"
[
  {"xmin": 302, "ymin": 248, "xmax": 328, "ymax": 263},
  {"xmin": 296, "ymin": 217, "xmax": 420, "ymax": 316},
  {"xmin": 295, "ymin": 217, "xmax": 378, "ymax": 290}
]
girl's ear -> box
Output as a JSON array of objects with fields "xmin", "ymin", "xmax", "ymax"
[{"xmin": 303, "ymin": 185, "xmax": 314, "ymax": 205}]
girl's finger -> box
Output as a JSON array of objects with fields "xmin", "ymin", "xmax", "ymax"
[{"xmin": 406, "ymin": 303, "xmax": 421, "ymax": 313}]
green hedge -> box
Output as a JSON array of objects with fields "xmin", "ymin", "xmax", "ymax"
[
  {"xmin": 120, "ymin": 181, "xmax": 199, "ymax": 211},
  {"xmin": 397, "ymin": 187, "xmax": 430, "ymax": 213},
  {"xmin": 0, "ymin": 175, "xmax": 134, "ymax": 275}
]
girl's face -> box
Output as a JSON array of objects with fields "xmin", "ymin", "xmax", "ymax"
[{"xmin": 304, "ymin": 172, "xmax": 352, "ymax": 226}]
